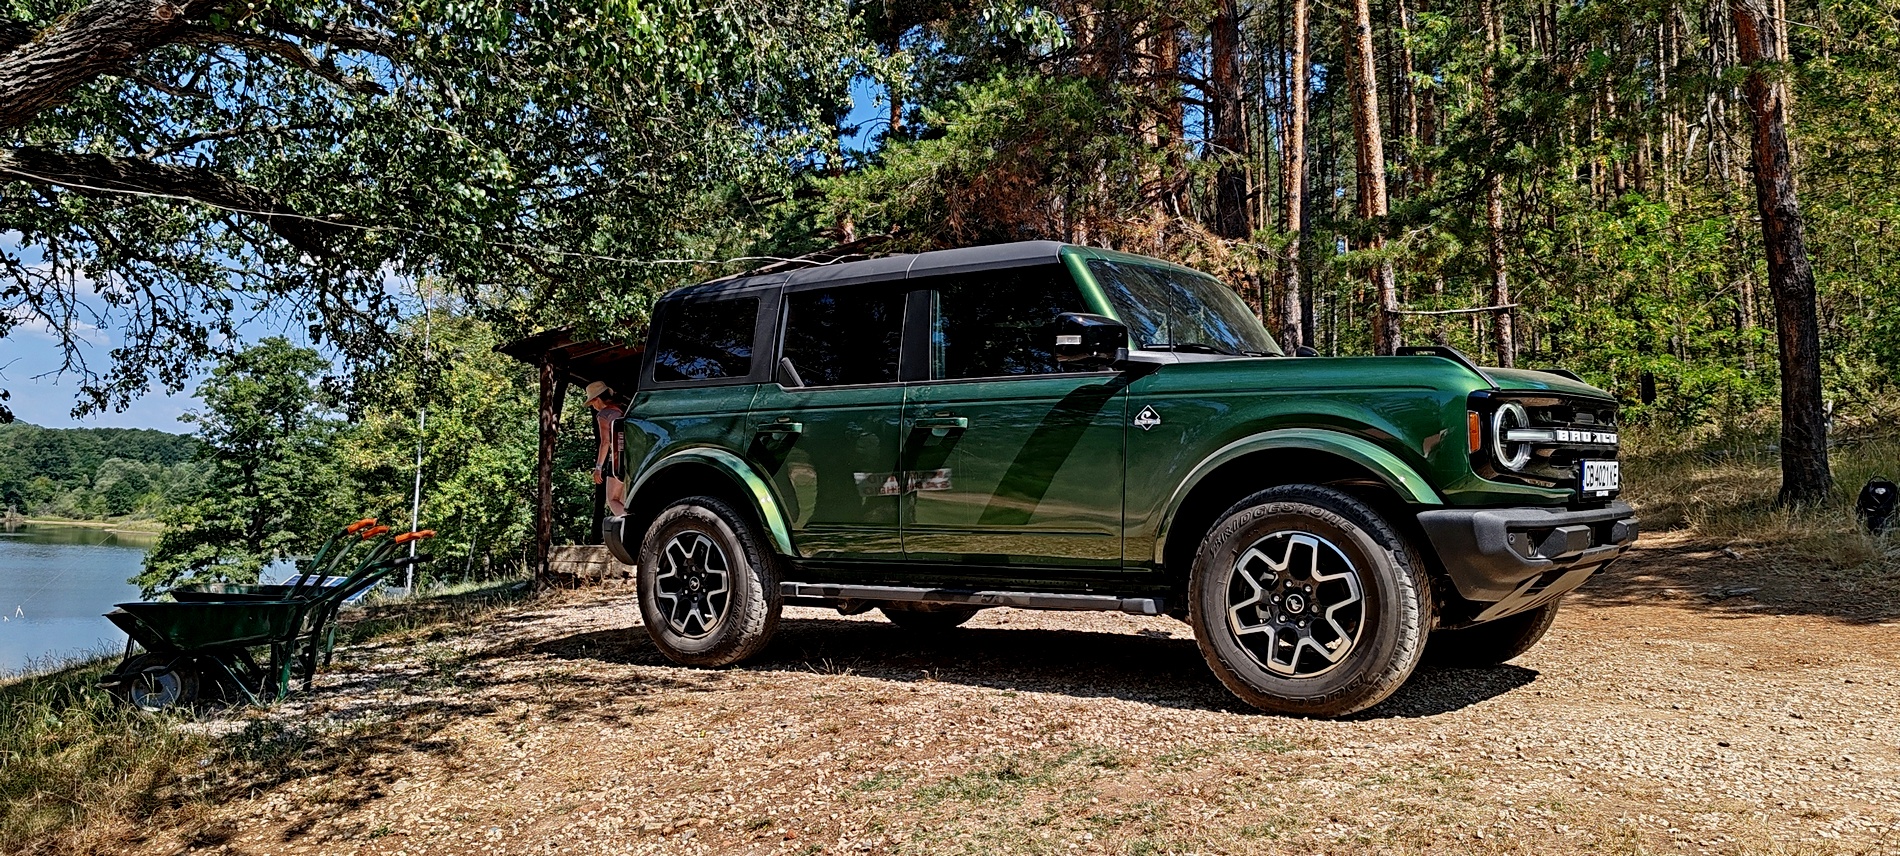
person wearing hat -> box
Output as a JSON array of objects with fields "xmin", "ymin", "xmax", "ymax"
[{"xmin": 585, "ymin": 381, "xmax": 628, "ymax": 517}]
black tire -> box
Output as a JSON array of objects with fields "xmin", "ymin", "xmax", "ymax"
[
  {"xmin": 880, "ymin": 605, "xmax": 981, "ymax": 631},
  {"xmin": 1426, "ymin": 599, "xmax": 1561, "ymax": 667},
  {"xmin": 1189, "ymin": 485, "xmax": 1433, "ymax": 717},
  {"xmin": 636, "ymin": 496, "xmax": 781, "ymax": 667},
  {"xmin": 107, "ymin": 654, "xmax": 201, "ymax": 712}
]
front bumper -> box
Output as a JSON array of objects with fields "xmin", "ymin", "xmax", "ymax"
[{"xmin": 1417, "ymin": 501, "xmax": 1638, "ymax": 623}]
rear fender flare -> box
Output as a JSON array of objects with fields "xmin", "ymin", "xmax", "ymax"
[
  {"xmin": 627, "ymin": 447, "xmax": 796, "ymax": 556},
  {"xmin": 1154, "ymin": 428, "xmax": 1442, "ymax": 565}
]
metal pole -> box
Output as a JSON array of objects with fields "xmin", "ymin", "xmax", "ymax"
[{"xmin": 405, "ymin": 305, "xmax": 432, "ymax": 592}]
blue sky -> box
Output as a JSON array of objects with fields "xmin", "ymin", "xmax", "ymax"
[{"xmin": 1, "ymin": 83, "xmax": 892, "ymax": 433}]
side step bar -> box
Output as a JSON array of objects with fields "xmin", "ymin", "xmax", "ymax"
[{"xmin": 780, "ymin": 582, "xmax": 1164, "ymax": 616}]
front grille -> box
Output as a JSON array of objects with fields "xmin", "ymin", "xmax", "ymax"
[{"xmin": 1470, "ymin": 391, "xmax": 1620, "ymax": 499}]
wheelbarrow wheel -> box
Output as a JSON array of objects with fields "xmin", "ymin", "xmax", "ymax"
[{"xmin": 108, "ymin": 654, "xmax": 201, "ymax": 712}]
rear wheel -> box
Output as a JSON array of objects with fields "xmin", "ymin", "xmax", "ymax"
[
  {"xmin": 880, "ymin": 605, "xmax": 980, "ymax": 631},
  {"xmin": 1427, "ymin": 599, "xmax": 1561, "ymax": 667},
  {"xmin": 637, "ymin": 496, "xmax": 781, "ymax": 667},
  {"xmin": 108, "ymin": 654, "xmax": 201, "ymax": 712},
  {"xmin": 1190, "ymin": 485, "xmax": 1432, "ymax": 717}
]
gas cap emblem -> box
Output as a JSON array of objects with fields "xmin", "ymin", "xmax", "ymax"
[{"xmin": 1134, "ymin": 405, "xmax": 1162, "ymax": 431}]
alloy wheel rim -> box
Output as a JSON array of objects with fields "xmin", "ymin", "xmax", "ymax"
[
  {"xmin": 654, "ymin": 531, "xmax": 732, "ymax": 639},
  {"xmin": 1225, "ymin": 530, "xmax": 1366, "ymax": 678}
]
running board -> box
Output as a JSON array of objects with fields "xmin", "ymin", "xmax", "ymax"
[{"xmin": 779, "ymin": 582, "xmax": 1164, "ymax": 616}]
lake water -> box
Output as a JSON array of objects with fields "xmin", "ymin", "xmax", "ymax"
[{"xmin": 0, "ymin": 525, "xmax": 152, "ymax": 676}]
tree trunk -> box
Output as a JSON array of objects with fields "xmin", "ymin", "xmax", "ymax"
[
  {"xmin": 0, "ymin": 0, "xmax": 223, "ymax": 132},
  {"xmin": 1209, "ymin": 0, "xmax": 1248, "ymax": 240},
  {"xmin": 533, "ymin": 360, "xmax": 568, "ymax": 587},
  {"xmin": 1278, "ymin": 0, "xmax": 1311, "ymax": 351},
  {"xmin": 1345, "ymin": 0, "xmax": 1400, "ymax": 354},
  {"xmin": 1480, "ymin": 0, "xmax": 1515, "ymax": 367},
  {"xmin": 1731, "ymin": 0, "xmax": 1831, "ymax": 505}
]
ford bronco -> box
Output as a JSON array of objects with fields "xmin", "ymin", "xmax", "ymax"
[{"xmin": 602, "ymin": 241, "xmax": 1637, "ymax": 716}]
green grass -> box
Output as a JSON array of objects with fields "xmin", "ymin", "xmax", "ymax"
[{"xmin": 0, "ymin": 579, "xmax": 530, "ymax": 854}]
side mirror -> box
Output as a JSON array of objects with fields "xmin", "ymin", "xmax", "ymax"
[
  {"xmin": 1294, "ymin": 345, "xmax": 1319, "ymax": 357},
  {"xmin": 1053, "ymin": 312, "xmax": 1126, "ymax": 372}
]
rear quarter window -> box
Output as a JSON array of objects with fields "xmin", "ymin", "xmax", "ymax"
[{"xmin": 651, "ymin": 297, "xmax": 761, "ymax": 383}]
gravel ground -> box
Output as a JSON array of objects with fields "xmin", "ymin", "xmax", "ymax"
[{"xmin": 143, "ymin": 532, "xmax": 1900, "ymax": 856}]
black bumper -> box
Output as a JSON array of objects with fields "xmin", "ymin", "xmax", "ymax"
[
  {"xmin": 601, "ymin": 515, "xmax": 637, "ymax": 565},
  {"xmin": 1416, "ymin": 501, "xmax": 1638, "ymax": 622}
]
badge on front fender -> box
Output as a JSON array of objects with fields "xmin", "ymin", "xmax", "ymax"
[{"xmin": 1134, "ymin": 405, "xmax": 1162, "ymax": 431}]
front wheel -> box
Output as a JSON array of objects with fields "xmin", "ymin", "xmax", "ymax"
[
  {"xmin": 636, "ymin": 496, "xmax": 781, "ymax": 667},
  {"xmin": 1190, "ymin": 485, "xmax": 1432, "ymax": 717}
]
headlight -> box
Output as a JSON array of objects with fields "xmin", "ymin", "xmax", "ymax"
[{"xmin": 1491, "ymin": 401, "xmax": 1532, "ymax": 471}]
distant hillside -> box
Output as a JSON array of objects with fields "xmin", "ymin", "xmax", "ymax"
[{"xmin": 0, "ymin": 423, "xmax": 201, "ymax": 519}]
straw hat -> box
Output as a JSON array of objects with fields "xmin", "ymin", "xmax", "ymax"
[{"xmin": 583, "ymin": 381, "xmax": 612, "ymax": 403}]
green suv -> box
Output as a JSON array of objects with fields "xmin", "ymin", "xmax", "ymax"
[{"xmin": 603, "ymin": 241, "xmax": 1636, "ymax": 716}]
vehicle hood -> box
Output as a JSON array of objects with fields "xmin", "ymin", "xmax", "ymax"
[{"xmin": 1481, "ymin": 366, "xmax": 1615, "ymax": 400}]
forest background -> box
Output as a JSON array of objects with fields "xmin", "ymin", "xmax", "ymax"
[{"xmin": 1, "ymin": 0, "xmax": 1895, "ymax": 590}]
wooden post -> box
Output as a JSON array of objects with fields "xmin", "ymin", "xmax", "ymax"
[{"xmin": 533, "ymin": 358, "xmax": 568, "ymax": 587}]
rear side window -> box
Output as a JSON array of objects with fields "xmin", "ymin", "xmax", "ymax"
[
  {"xmin": 930, "ymin": 265, "xmax": 1089, "ymax": 379},
  {"xmin": 781, "ymin": 285, "xmax": 905, "ymax": 386},
  {"xmin": 651, "ymin": 297, "xmax": 760, "ymax": 382}
]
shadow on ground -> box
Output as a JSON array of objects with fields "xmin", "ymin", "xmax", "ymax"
[
  {"xmin": 527, "ymin": 615, "xmax": 1537, "ymax": 720},
  {"xmin": 1569, "ymin": 535, "xmax": 1900, "ymax": 623}
]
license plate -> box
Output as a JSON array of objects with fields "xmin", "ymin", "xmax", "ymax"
[{"xmin": 1580, "ymin": 460, "xmax": 1621, "ymax": 497}]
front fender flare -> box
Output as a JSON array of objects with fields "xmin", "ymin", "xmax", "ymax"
[
  {"xmin": 627, "ymin": 447, "xmax": 796, "ymax": 557},
  {"xmin": 1153, "ymin": 428, "xmax": 1442, "ymax": 565}
]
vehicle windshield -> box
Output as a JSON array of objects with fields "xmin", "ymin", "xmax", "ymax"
[{"xmin": 1087, "ymin": 259, "xmax": 1283, "ymax": 357}]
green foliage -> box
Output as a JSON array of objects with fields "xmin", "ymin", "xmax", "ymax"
[
  {"xmin": 0, "ymin": 423, "xmax": 198, "ymax": 518},
  {"xmin": 3, "ymin": 0, "xmax": 873, "ymax": 416},
  {"xmin": 339, "ymin": 308, "xmax": 551, "ymax": 583},
  {"xmin": 137, "ymin": 338, "xmax": 346, "ymax": 595}
]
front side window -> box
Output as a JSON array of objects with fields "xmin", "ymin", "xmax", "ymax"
[
  {"xmin": 1088, "ymin": 259, "xmax": 1282, "ymax": 356},
  {"xmin": 928, "ymin": 265, "xmax": 1091, "ymax": 379},
  {"xmin": 651, "ymin": 297, "xmax": 761, "ymax": 382},
  {"xmin": 781, "ymin": 285, "xmax": 905, "ymax": 386}
]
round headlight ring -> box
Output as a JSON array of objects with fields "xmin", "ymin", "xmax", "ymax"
[{"xmin": 1492, "ymin": 402, "xmax": 1533, "ymax": 471}]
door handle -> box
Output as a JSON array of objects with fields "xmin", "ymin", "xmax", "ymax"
[
  {"xmin": 911, "ymin": 416, "xmax": 968, "ymax": 431},
  {"xmin": 755, "ymin": 422, "xmax": 803, "ymax": 435}
]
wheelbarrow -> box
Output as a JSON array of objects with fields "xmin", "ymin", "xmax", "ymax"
[{"xmin": 99, "ymin": 526, "xmax": 435, "ymax": 711}]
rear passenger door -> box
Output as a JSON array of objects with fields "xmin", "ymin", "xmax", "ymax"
[
  {"xmin": 900, "ymin": 266, "xmax": 1128, "ymax": 572},
  {"xmin": 749, "ymin": 282, "xmax": 908, "ymax": 562}
]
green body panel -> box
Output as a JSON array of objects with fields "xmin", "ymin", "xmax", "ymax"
[
  {"xmin": 623, "ymin": 384, "xmax": 798, "ymax": 555},
  {"xmin": 750, "ymin": 382, "xmax": 905, "ymax": 560},
  {"xmin": 1147, "ymin": 427, "xmax": 1439, "ymax": 566},
  {"xmin": 900, "ymin": 374, "xmax": 1128, "ymax": 570}
]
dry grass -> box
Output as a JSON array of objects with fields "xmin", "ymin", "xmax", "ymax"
[
  {"xmin": 0, "ymin": 579, "xmax": 530, "ymax": 856},
  {"xmin": 1624, "ymin": 428, "xmax": 1900, "ymax": 572}
]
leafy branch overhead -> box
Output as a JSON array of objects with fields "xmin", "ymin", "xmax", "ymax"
[{"xmin": 0, "ymin": 0, "xmax": 868, "ymax": 419}]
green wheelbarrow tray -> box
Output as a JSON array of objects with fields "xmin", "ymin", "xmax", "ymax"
[
  {"xmin": 106, "ymin": 599, "xmax": 307, "ymax": 652},
  {"xmin": 166, "ymin": 583, "xmax": 306, "ymax": 602}
]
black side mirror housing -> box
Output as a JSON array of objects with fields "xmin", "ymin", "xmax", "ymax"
[
  {"xmin": 1294, "ymin": 345, "xmax": 1319, "ymax": 357},
  {"xmin": 1053, "ymin": 312, "xmax": 1127, "ymax": 372}
]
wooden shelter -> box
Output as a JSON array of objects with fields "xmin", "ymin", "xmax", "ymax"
[{"xmin": 496, "ymin": 329, "xmax": 643, "ymax": 585}]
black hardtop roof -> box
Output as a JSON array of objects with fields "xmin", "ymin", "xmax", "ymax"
[{"xmin": 662, "ymin": 240, "xmax": 1074, "ymax": 302}]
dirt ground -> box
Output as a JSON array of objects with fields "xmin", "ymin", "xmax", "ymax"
[{"xmin": 144, "ymin": 532, "xmax": 1900, "ymax": 856}]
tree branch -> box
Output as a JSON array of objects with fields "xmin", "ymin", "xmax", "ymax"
[
  {"xmin": 139, "ymin": 123, "xmax": 313, "ymax": 159},
  {"xmin": 0, "ymin": 0, "xmax": 228, "ymax": 133},
  {"xmin": 0, "ymin": 146, "xmax": 347, "ymax": 256},
  {"xmin": 187, "ymin": 28, "xmax": 387, "ymax": 95},
  {"xmin": 258, "ymin": 16, "xmax": 404, "ymax": 59}
]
